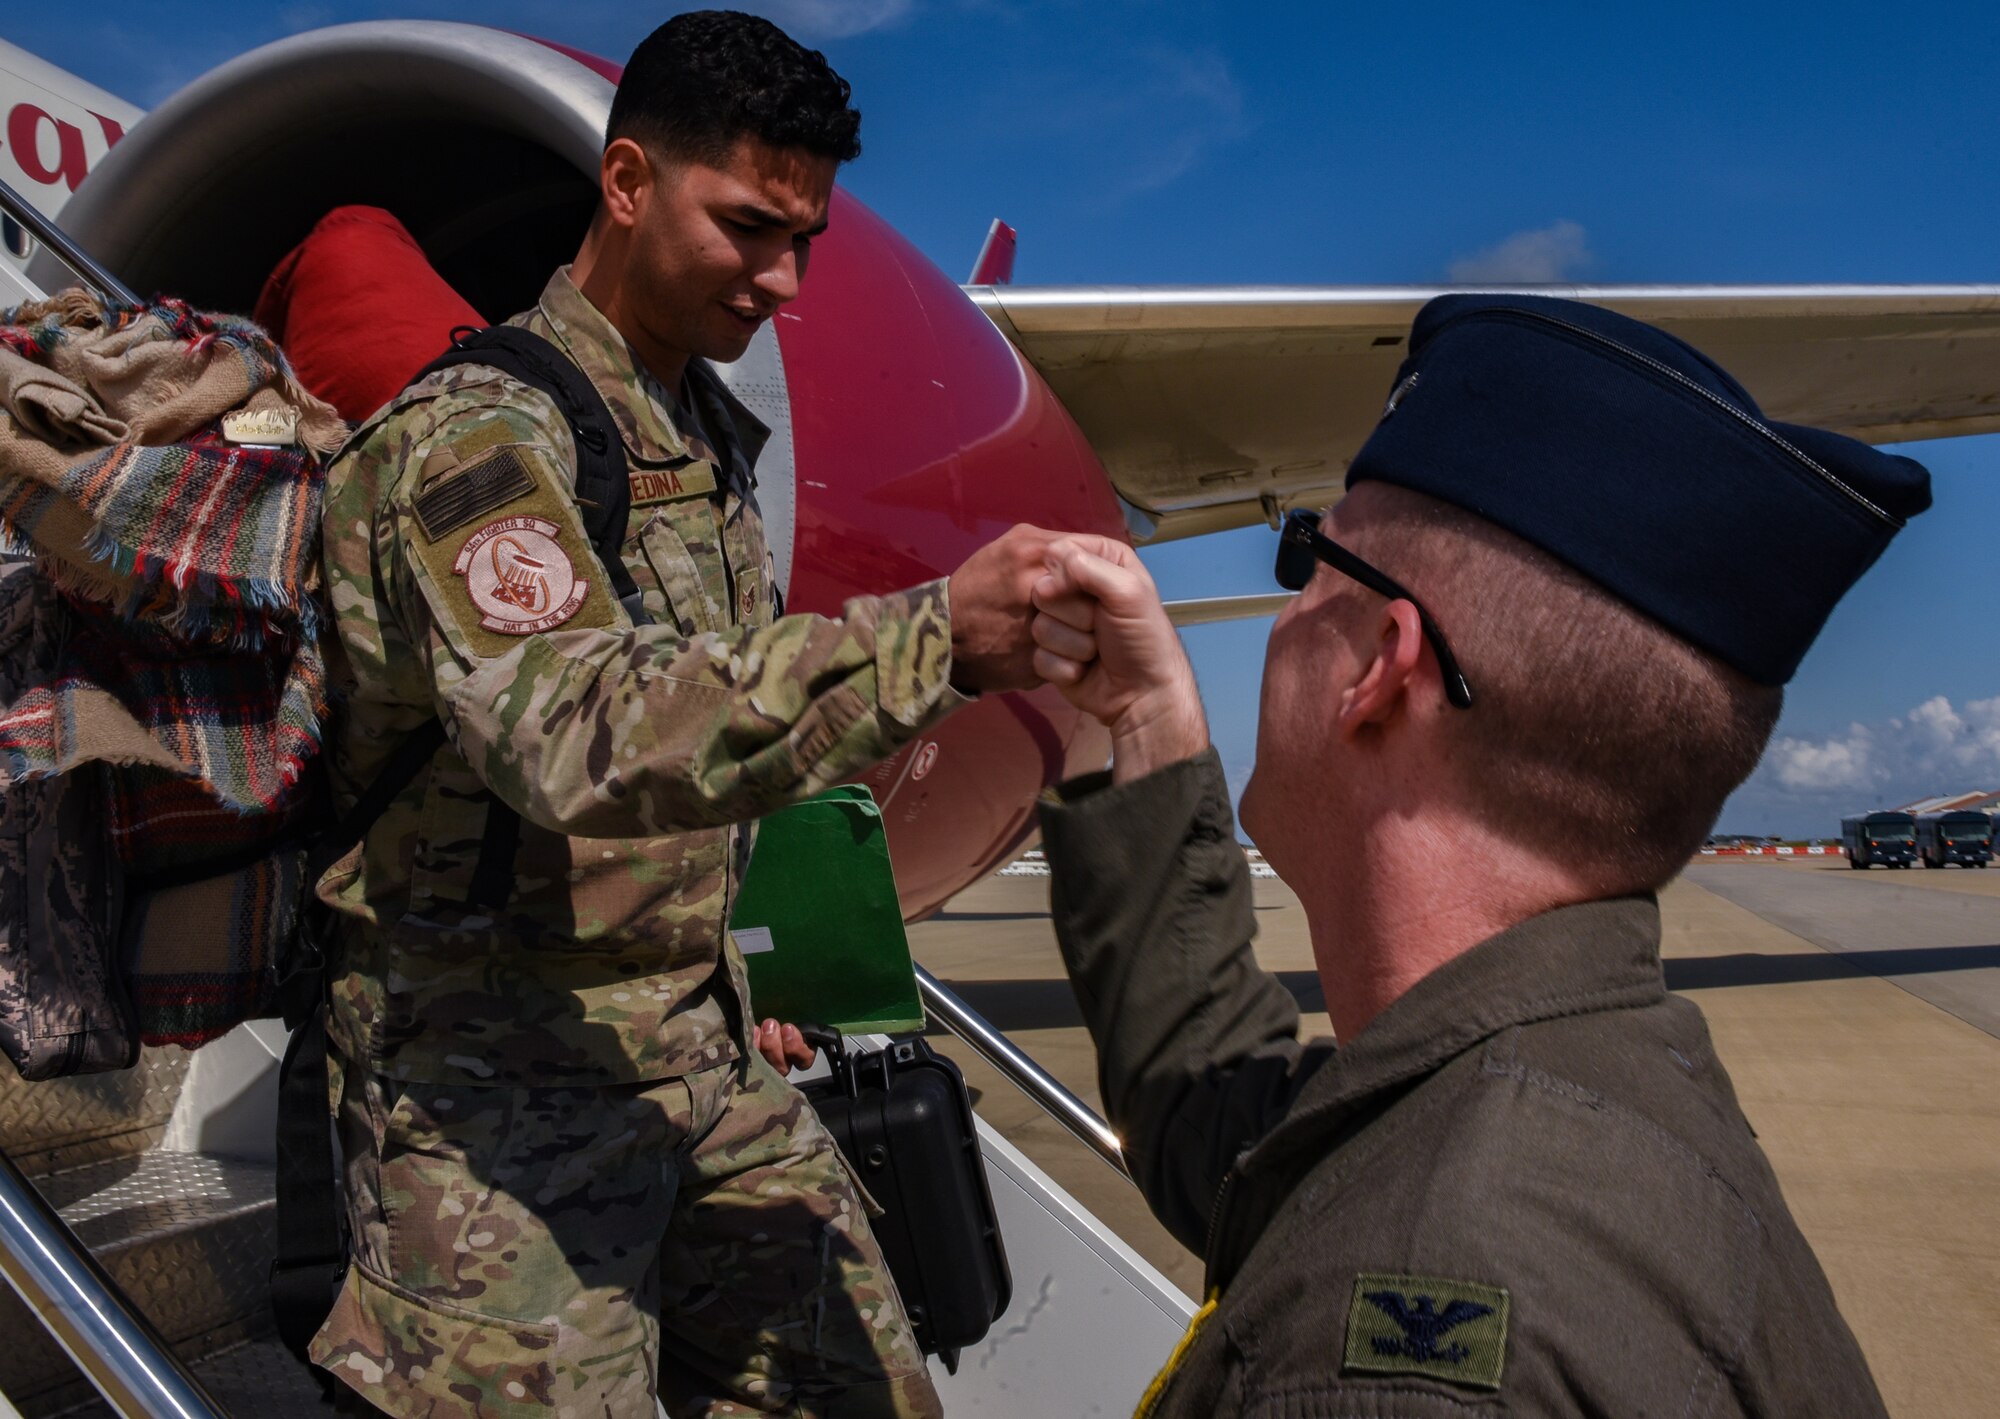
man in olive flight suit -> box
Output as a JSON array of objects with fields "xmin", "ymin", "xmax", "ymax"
[
  {"xmin": 311, "ymin": 13, "xmax": 1052, "ymax": 1417},
  {"xmin": 1024, "ymin": 294, "xmax": 1913, "ymax": 1415}
]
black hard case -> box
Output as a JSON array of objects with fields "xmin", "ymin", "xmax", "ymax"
[{"xmin": 801, "ymin": 1034, "xmax": 1012, "ymax": 1369}]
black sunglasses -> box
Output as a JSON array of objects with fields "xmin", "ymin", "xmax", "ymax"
[{"xmin": 1275, "ymin": 510, "xmax": 1475, "ymax": 710}]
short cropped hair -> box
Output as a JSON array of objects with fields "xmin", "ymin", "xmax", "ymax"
[
  {"xmin": 1351, "ymin": 487, "xmax": 1783, "ymax": 891},
  {"xmin": 607, "ymin": 11, "xmax": 862, "ymax": 166}
]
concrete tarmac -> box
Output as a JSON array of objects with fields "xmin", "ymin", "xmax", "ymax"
[
  {"xmin": 1685, "ymin": 861, "xmax": 2000, "ymax": 1039},
  {"xmin": 908, "ymin": 859, "xmax": 2000, "ymax": 1419}
]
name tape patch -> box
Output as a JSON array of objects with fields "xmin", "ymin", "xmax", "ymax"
[
  {"xmin": 1342, "ymin": 1272, "xmax": 1508, "ymax": 1391},
  {"xmin": 630, "ymin": 461, "xmax": 718, "ymax": 508}
]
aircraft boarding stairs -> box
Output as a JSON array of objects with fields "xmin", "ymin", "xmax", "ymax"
[{"xmin": 0, "ymin": 973, "xmax": 1198, "ymax": 1419}]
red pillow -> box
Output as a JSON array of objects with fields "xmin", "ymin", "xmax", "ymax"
[{"xmin": 255, "ymin": 206, "xmax": 485, "ymax": 423}]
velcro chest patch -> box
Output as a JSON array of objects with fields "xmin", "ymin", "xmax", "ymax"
[{"xmin": 1342, "ymin": 1273, "xmax": 1509, "ymax": 1391}]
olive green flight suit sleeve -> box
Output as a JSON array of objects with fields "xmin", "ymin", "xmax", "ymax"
[
  {"xmin": 373, "ymin": 390, "xmax": 963, "ymax": 839},
  {"xmin": 1038, "ymin": 749, "xmax": 1328, "ymax": 1254}
]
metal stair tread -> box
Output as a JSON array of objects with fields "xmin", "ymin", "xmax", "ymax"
[
  {"xmin": 34, "ymin": 1151, "xmax": 273, "ymax": 1251},
  {"xmin": 0, "ymin": 1150, "xmax": 279, "ymax": 1416},
  {"xmin": 0, "ymin": 1050, "xmax": 192, "ymax": 1174},
  {"xmin": 51, "ymin": 1332, "xmax": 334, "ymax": 1419}
]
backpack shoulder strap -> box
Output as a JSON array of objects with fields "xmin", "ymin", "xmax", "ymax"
[
  {"xmin": 269, "ymin": 1002, "xmax": 341, "ymax": 1362},
  {"xmin": 316, "ymin": 719, "xmax": 450, "ymax": 879},
  {"xmin": 412, "ymin": 325, "xmax": 638, "ymax": 604},
  {"xmin": 271, "ymin": 717, "xmax": 448, "ymax": 1361}
]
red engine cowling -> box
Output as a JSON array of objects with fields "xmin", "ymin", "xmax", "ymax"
[{"xmin": 42, "ymin": 20, "xmax": 1122, "ymax": 918}]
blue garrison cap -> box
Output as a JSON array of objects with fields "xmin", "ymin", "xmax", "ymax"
[{"xmin": 1346, "ymin": 293, "xmax": 1931, "ymax": 685}]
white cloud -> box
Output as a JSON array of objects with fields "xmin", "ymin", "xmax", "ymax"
[
  {"xmin": 1906, "ymin": 694, "xmax": 1967, "ymax": 753},
  {"xmin": 1127, "ymin": 52, "xmax": 1243, "ymax": 193},
  {"xmin": 1754, "ymin": 693, "xmax": 2000, "ymax": 803},
  {"xmin": 1766, "ymin": 722, "xmax": 1878, "ymax": 794},
  {"xmin": 1447, "ymin": 219, "xmax": 1593, "ymax": 284},
  {"xmin": 1083, "ymin": 47, "xmax": 1252, "ymax": 203},
  {"xmin": 746, "ymin": 0, "xmax": 920, "ymax": 39}
]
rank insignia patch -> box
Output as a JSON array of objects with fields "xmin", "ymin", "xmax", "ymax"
[
  {"xmin": 1342, "ymin": 1273, "xmax": 1508, "ymax": 1391},
  {"xmin": 453, "ymin": 516, "xmax": 591, "ymax": 634},
  {"xmin": 414, "ymin": 448, "xmax": 538, "ymax": 541}
]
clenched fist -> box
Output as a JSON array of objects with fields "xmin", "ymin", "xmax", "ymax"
[
  {"xmin": 947, "ymin": 524, "xmax": 1063, "ymax": 694},
  {"xmin": 1032, "ymin": 536, "xmax": 1208, "ymax": 782}
]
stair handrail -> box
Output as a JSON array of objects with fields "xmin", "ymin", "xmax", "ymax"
[
  {"xmin": 0, "ymin": 1148, "xmax": 229, "ymax": 1419},
  {"xmin": 0, "ymin": 175, "xmax": 139, "ymax": 308},
  {"xmin": 913, "ymin": 963, "xmax": 1130, "ymax": 1177}
]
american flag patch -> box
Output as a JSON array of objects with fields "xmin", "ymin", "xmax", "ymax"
[{"xmin": 415, "ymin": 448, "xmax": 537, "ymax": 542}]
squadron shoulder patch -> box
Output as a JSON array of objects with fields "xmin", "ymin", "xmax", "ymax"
[
  {"xmin": 1342, "ymin": 1273, "xmax": 1508, "ymax": 1391},
  {"xmin": 406, "ymin": 437, "xmax": 619, "ymax": 659},
  {"xmin": 454, "ymin": 516, "xmax": 590, "ymax": 635}
]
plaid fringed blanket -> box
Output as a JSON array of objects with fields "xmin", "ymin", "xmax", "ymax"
[
  {"xmin": 0, "ymin": 598, "xmax": 328, "ymax": 821},
  {"xmin": 0, "ymin": 293, "xmax": 342, "ymax": 813},
  {"xmin": 0, "ymin": 293, "xmax": 348, "ymax": 1065},
  {"xmin": 0, "ymin": 293, "xmax": 344, "ymax": 650},
  {"xmin": 0, "ymin": 436, "xmax": 327, "ymax": 648},
  {"xmin": 122, "ymin": 843, "xmax": 310, "ymax": 1052}
]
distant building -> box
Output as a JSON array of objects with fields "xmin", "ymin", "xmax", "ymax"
[{"xmin": 1894, "ymin": 790, "xmax": 1996, "ymax": 815}]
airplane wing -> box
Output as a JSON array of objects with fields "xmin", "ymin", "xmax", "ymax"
[{"xmin": 970, "ymin": 284, "xmax": 2000, "ymax": 543}]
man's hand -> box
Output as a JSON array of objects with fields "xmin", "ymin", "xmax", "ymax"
[
  {"xmin": 948, "ymin": 524, "xmax": 1062, "ymax": 694},
  {"xmin": 1032, "ymin": 536, "xmax": 1209, "ymax": 783},
  {"xmin": 756, "ymin": 1018, "xmax": 817, "ymax": 1074}
]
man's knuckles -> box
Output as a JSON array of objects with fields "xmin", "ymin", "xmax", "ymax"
[
  {"xmin": 1032, "ymin": 592, "xmax": 1096, "ymax": 631},
  {"xmin": 1032, "ymin": 615, "xmax": 1094, "ymax": 656}
]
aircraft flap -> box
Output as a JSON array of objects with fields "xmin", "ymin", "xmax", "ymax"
[{"xmin": 971, "ymin": 284, "xmax": 2000, "ymax": 542}]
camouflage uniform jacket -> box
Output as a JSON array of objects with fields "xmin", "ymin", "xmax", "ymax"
[{"xmin": 319, "ymin": 268, "xmax": 963, "ymax": 1087}]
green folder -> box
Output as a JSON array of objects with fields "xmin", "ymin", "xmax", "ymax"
[{"xmin": 728, "ymin": 785, "xmax": 925, "ymax": 1034}]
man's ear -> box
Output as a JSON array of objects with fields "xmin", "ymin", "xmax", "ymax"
[
  {"xmin": 1335, "ymin": 599, "xmax": 1425, "ymax": 737},
  {"xmin": 599, "ymin": 138, "xmax": 654, "ymax": 230}
]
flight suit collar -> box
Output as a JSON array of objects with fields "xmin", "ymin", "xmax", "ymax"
[
  {"xmin": 530, "ymin": 268, "xmax": 770, "ymax": 489},
  {"xmin": 1244, "ymin": 895, "xmax": 1667, "ymax": 1180}
]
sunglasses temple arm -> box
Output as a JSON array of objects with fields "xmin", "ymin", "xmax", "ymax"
[{"xmin": 1417, "ymin": 613, "xmax": 1475, "ymax": 709}]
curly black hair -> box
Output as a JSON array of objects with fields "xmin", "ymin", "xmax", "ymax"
[{"xmin": 607, "ymin": 11, "xmax": 862, "ymax": 166}]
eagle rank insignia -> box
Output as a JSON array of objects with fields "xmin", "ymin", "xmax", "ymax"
[{"xmin": 1342, "ymin": 1272, "xmax": 1509, "ymax": 1390}]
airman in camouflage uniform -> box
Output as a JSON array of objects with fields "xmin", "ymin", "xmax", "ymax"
[
  {"xmin": 306, "ymin": 17, "xmax": 1052, "ymax": 1415},
  {"xmin": 312, "ymin": 257, "xmax": 968, "ymax": 1417}
]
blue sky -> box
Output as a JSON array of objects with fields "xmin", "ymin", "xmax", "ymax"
[{"xmin": 13, "ymin": 0, "xmax": 1998, "ymax": 837}]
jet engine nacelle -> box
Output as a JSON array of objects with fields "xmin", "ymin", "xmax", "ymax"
[{"xmin": 38, "ymin": 21, "xmax": 1123, "ymax": 918}]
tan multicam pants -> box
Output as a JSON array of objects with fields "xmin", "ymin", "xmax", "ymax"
[{"xmin": 310, "ymin": 1047, "xmax": 941, "ymax": 1419}]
